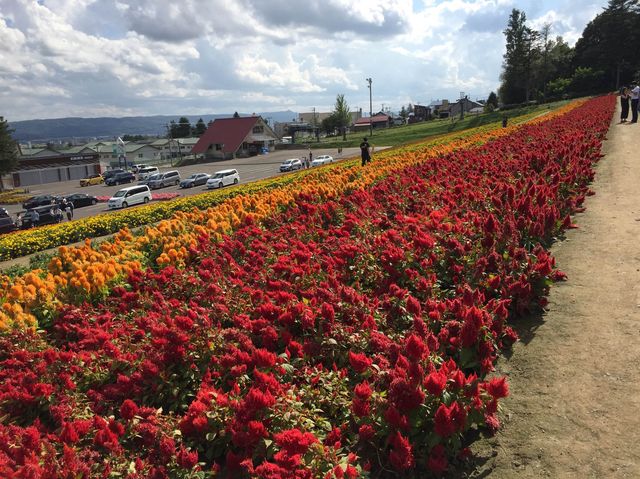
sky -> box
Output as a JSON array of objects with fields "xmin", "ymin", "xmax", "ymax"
[{"xmin": 1, "ymin": 0, "xmax": 604, "ymax": 122}]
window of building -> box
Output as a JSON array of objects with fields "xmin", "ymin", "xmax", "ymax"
[{"xmin": 252, "ymin": 125, "xmax": 264, "ymax": 134}]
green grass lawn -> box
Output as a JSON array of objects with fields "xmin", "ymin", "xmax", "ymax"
[{"xmin": 305, "ymin": 101, "xmax": 571, "ymax": 149}]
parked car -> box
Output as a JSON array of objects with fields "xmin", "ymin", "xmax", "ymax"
[
  {"xmin": 107, "ymin": 185, "xmax": 152, "ymax": 209},
  {"xmin": 206, "ymin": 169, "xmax": 239, "ymax": 189},
  {"xmin": 102, "ymin": 169, "xmax": 125, "ymax": 181},
  {"xmin": 79, "ymin": 174, "xmax": 104, "ymax": 187},
  {"xmin": 311, "ymin": 155, "xmax": 334, "ymax": 167},
  {"xmin": 62, "ymin": 193, "xmax": 99, "ymax": 208},
  {"xmin": 131, "ymin": 164, "xmax": 149, "ymax": 173},
  {"xmin": 105, "ymin": 171, "xmax": 136, "ymax": 186},
  {"xmin": 137, "ymin": 166, "xmax": 159, "ymax": 180},
  {"xmin": 148, "ymin": 170, "xmax": 181, "ymax": 189},
  {"xmin": 138, "ymin": 173, "xmax": 159, "ymax": 186},
  {"xmin": 279, "ymin": 159, "xmax": 303, "ymax": 172},
  {"xmin": 19, "ymin": 205, "xmax": 63, "ymax": 229},
  {"xmin": 22, "ymin": 194, "xmax": 57, "ymax": 210},
  {"xmin": 0, "ymin": 208, "xmax": 17, "ymax": 235},
  {"xmin": 180, "ymin": 173, "xmax": 211, "ymax": 188}
]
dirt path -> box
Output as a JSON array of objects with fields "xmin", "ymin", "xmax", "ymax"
[{"xmin": 467, "ymin": 102, "xmax": 640, "ymax": 478}]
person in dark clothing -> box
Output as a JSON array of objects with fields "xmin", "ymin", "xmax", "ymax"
[
  {"xmin": 620, "ymin": 86, "xmax": 630, "ymax": 123},
  {"xmin": 360, "ymin": 137, "xmax": 371, "ymax": 166}
]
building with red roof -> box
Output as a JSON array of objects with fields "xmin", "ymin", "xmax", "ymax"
[{"xmin": 192, "ymin": 116, "xmax": 278, "ymax": 160}]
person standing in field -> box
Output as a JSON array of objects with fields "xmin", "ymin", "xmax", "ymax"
[
  {"xmin": 620, "ymin": 86, "xmax": 630, "ymax": 123},
  {"xmin": 360, "ymin": 137, "xmax": 371, "ymax": 166}
]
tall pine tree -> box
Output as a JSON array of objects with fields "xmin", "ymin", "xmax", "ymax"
[{"xmin": 499, "ymin": 9, "xmax": 537, "ymax": 105}]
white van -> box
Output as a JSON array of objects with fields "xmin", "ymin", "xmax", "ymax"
[
  {"xmin": 137, "ymin": 166, "xmax": 159, "ymax": 180},
  {"xmin": 206, "ymin": 169, "xmax": 239, "ymax": 189},
  {"xmin": 107, "ymin": 185, "xmax": 152, "ymax": 209}
]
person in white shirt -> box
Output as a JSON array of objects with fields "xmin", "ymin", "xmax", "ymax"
[{"xmin": 630, "ymin": 83, "xmax": 640, "ymax": 123}]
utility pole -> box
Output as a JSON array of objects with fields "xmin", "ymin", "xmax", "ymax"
[{"xmin": 366, "ymin": 77, "xmax": 373, "ymax": 137}]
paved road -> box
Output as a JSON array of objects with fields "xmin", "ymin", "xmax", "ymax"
[{"xmin": 3, "ymin": 147, "xmax": 362, "ymax": 222}]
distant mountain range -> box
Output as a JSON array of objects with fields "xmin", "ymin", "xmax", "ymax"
[{"xmin": 9, "ymin": 111, "xmax": 299, "ymax": 143}]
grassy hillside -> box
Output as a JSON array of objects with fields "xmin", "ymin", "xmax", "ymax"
[{"xmin": 308, "ymin": 101, "xmax": 570, "ymax": 149}]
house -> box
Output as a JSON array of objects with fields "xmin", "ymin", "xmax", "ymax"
[
  {"xmin": 193, "ymin": 116, "xmax": 278, "ymax": 159},
  {"xmin": 11, "ymin": 145, "xmax": 100, "ymax": 187},
  {"xmin": 429, "ymin": 100, "xmax": 451, "ymax": 118},
  {"xmin": 150, "ymin": 137, "xmax": 199, "ymax": 160},
  {"xmin": 352, "ymin": 113, "xmax": 391, "ymax": 131},
  {"xmin": 449, "ymin": 98, "xmax": 485, "ymax": 118},
  {"xmin": 408, "ymin": 104, "xmax": 432, "ymax": 123},
  {"xmin": 122, "ymin": 143, "xmax": 162, "ymax": 166}
]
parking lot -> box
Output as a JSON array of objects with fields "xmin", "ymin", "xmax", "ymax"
[{"xmin": 3, "ymin": 147, "xmax": 362, "ymax": 223}]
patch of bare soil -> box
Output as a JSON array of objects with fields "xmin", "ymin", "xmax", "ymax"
[{"xmin": 458, "ymin": 103, "xmax": 640, "ymax": 478}]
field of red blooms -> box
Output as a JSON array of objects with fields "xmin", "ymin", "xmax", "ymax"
[{"xmin": 0, "ymin": 96, "xmax": 614, "ymax": 478}]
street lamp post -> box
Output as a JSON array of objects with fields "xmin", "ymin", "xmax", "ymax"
[{"xmin": 366, "ymin": 77, "xmax": 373, "ymax": 137}]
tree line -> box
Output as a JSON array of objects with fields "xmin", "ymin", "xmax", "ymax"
[{"xmin": 499, "ymin": 0, "xmax": 640, "ymax": 106}]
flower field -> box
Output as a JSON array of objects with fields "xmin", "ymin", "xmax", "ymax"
[{"xmin": 0, "ymin": 95, "xmax": 614, "ymax": 478}]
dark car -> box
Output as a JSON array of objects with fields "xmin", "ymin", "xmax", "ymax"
[
  {"xmin": 22, "ymin": 194, "xmax": 57, "ymax": 210},
  {"xmin": 102, "ymin": 169, "xmax": 125, "ymax": 181},
  {"xmin": 105, "ymin": 171, "xmax": 135, "ymax": 186},
  {"xmin": 62, "ymin": 193, "xmax": 99, "ymax": 208},
  {"xmin": 19, "ymin": 205, "xmax": 63, "ymax": 229},
  {"xmin": 0, "ymin": 209, "xmax": 17, "ymax": 234}
]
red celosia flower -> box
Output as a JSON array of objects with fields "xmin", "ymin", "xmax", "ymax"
[
  {"xmin": 59, "ymin": 421, "xmax": 79, "ymax": 444},
  {"xmin": 348, "ymin": 351, "xmax": 372, "ymax": 374},
  {"xmin": 176, "ymin": 446, "xmax": 199, "ymax": 469},
  {"xmin": 120, "ymin": 399, "xmax": 139, "ymax": 421},
  {"xmin": 274, "ymin": 428, "xmax": 318, "ymax": 456},
  {"xmin": 358, "ymin": 424, "xmax": 375, "ymax": 441},
  {"xmin": 404, "ymin": 334, "xmax": 428, "ymax": 361},
  {"xmin": 406, "ymin": 295, "xmax": 421, "ymax": 316},
  {"xmin": 252, "ymin": 348, "xmax": 277, "ymax": 368},
  {"xmin": 485, "ymin": 377, "xmax": 509, "ymax": 399},
  {"xmin": 424, "ymin": 371, "xmax": 447, "ymax": 396},
  {"xmin": 388, "ymin": 431, "xmax": 414, "ymax": 471},
  {"xmin": 434, "ymin": 401, "xmax": 466, "ymax": 437},
  {"xmin": 354, "ymin": 381, "xmax": 372, "ymax": 401}
]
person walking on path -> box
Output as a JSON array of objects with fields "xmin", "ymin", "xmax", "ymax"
[
  {"xmin": 30, "ymin": 209, "xmax": 39, "ymax": 228},
  {"xmin": 360, "ymin": 137, "xmax": 372, "ymax": 166},
  {"xmin": 629, "ymin": 83, "xmax": 639, "ymax": 123},
  {"xmin": 619, "ymin": 86, "xmax": 630, "ymax": 122},
  {"xmin": 63, "ymin": 199, "xmax": 74, "ymax": 221}
]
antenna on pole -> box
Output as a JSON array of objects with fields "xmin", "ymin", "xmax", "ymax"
[{"xmin": 366, "ymin": 77, "xmax": 373, "ymax": 137}]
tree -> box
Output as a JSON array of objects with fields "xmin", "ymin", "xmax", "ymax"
[
  {"xmin": 321, "ymin": 115, "xmax": 339, "ymax": 136},
  {"xmin": 122, "ymin": 134, "xmax": 146, "ymax": 141},
  {"xmin": 194, "ymin": 118, "xmax": 207, "ymax": 136},
  {"xmin": 486, "ymin": 91, "xmax": 499, "ymax": 110},
  {"xmin": 0, "ymin": 117, "xmax": 19, "ymax": 182},
  {"xmin": 399, "ymin": 105, "xmax": 408, "ymax": 123},
  {"xmin": 174, "ymin": 117, "xmax": 191, "ymax": 138},
  {"xmin": 573, "ymin": 0, "xmax": 640, "ymax": 90},
  {"xmin": 332, "ymin": 94, "xmax": 351, "ymax": 141},
  {"xmin": 499, "ymin": 9, "xmax": 538, "ymax": 105}
]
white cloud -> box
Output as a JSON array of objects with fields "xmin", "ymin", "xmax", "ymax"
[{"xmin": 0, "ymin": 0, "xmax": 608, "ymax": 122}]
